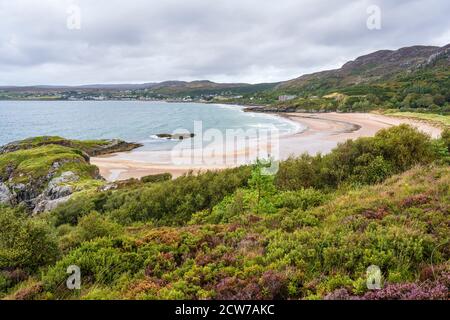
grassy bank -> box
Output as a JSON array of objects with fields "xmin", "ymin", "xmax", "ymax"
[{"xmin": 384, "ymin": 111, "xmax": 450, "ymax": 128}]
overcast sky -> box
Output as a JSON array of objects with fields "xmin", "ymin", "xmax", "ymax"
[{"xmin": 0, "ymin": 0, "xmax": 449, "ymax": 86}]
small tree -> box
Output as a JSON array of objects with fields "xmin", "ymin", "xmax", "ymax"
[{"xmin": 248, "ymin": 159, "xmax": 276, "ymax": 214}]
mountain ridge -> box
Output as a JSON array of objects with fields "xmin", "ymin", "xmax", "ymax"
[
  {"xmin": 278, "ymin": 44, "xmax": 450, "ymax": 90},
  {"xmin": 1, "ymin": 43, "xmax": 448, "ymax": 102}
]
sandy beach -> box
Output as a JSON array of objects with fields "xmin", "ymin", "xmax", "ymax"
[{"xmin": 91, "ymin": 112, "xmax": 443, "ymax": 181}]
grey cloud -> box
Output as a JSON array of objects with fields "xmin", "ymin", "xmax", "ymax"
[{"xmin": 0, "ymin": 0, "xmax": 449, "ymax": 85}]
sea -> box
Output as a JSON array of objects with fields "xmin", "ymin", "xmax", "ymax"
[{"xmin": 0, "ymin": 101, "xmax": 302, "ymax": 151}]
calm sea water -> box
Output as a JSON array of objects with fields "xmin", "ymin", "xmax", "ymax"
[{"xmin": 0, "ymin": 101, "xmax": 301, "ymax": 151}]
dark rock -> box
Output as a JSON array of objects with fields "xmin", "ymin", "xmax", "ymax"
[
  {"xmin": 87, "ymin": 139, "xmax": 143, "ymax": 156},
  {"xmin": 11, "ymin": 183, "xmax": 38, "ymax": 204},
  {"xmin": 156, "ymin": 133, "xmax": 195, "ymax": 140}
]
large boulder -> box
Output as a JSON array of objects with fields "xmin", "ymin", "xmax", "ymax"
[
  {"xmin": 0, "ymin": 183, "xmax": 13, "ymax": 205},
  {"xmin": 33, "ymin": 195, "xmax": 72, "ymax": 215}
]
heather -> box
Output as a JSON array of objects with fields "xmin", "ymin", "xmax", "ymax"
[{"xmin": 0, "ymin": 125, "xmax": 449, "ymax": 300}]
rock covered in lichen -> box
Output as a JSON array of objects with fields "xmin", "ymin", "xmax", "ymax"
[{"xmin": 0, "ymin": 182, "xmax": 13, "ymax": 205}]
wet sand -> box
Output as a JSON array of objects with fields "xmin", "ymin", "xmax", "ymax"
[{"xmin": 91, "ymin": 112, "xmax": 443, "ymax": 181}]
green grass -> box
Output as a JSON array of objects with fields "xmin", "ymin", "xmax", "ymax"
[
  {"xmin": 11, "ymin": 136, "xmax": 112, "ymax": 154},
  {"xmin": 386, "ymin": 112, "xmax": 450, "ymax": 127},
  {"xmin": 0, "ymin": 144, "xmax": 92, "ymax": 184}
]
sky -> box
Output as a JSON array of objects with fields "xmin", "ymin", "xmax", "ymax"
[{"xmin": 0, "ymin": 0, "xmax": 449, "ymax": 86}]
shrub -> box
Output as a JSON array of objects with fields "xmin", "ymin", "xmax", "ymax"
[
  {"xmin": 276, "ymin": 154, "xmax": 324, "ymax": 190},
  {"xmin": 42, "ymin": 238, "xmax": 144, "ymax": 292},
  {"xmin": 441, "ymin": 128, "xmax": 450, "ymax": 152},
  {"xmin": 275, "ymin": 189, "xmax": 327, "ymax": 211},
  {"xmin": 141, "ymin": 173, "xmax": 172, "ymax": 184},
  {"xmin": 351, "ymin": 155, "xmax": 393, "ymax": 184},
  {"xmin": 325, "ymin": 274, "xmax": 449, "ymax": 300},
  {"xmin": 362, "ymin": 281, "xmax": 448, "ymax": 300},
  {"xmin": 105, "ymin": 166, "xmax": 252, "ymax": 225},
  {"xmin": 373, "ymin": 124, "xmax": 436, "ymax": 171},
  {"xmin": 276, "ymin": 125, "xmax": 439, "ymax": 190},
  {"xmin": 0, "ymin": 207, "xmax": 59, "ymax": 271},
  {"xmin": 52, "ymin": 192, "xmax": 108, "ymax": 226},
  {"xmin": 76, "ymin": 212, "xmax": 122, "ymax": 242}
]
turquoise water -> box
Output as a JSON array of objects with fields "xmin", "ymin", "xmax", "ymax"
[{"xmin": 0, "ymin": 101, "xmax": 301, "ymax": 151}]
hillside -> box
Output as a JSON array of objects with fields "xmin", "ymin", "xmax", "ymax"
[
  {"xmin": 0, "ymin": 81, "xmax": 277, "ymax": 98},
  {"xmin": 3, "ymin": 44, "xmax": 448, "ymax": 110},
  {"xmin": 242, "ymin": 44, "xmax": 447, "ymax": 114},
  {"xmin": 145, "ymin": 81, "xmax": 277, "ymax": 97},
  {"xmin": 279, "ymin": 44, "xmax": 450, "ymax": 91},
  {"xmin": 0, "ymin": 125, "xmax": 449, "ymax": 300}
]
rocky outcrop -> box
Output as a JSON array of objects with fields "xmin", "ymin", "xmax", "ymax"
[
  {"xmin": 33, "ymin": 195, "xmax": 72, "ymax": 215},
  {"xmin": 1, "ymin": 152, "xmax": 90, "ymax": 213},
  {"xmin": 418, "ymin": 44, "xmax": 450, "ymax": 68},
  {"xmin": 0, "ymin": 136, "xmax": 141, "ymax": 214},
  {"xmin": 0, "ymin": 137, "xmax": 142, "ymax": 158},
  {"xmin": 0, "ymin": 171, "xmax": 79, "ymax": 214},
  {"xmin": 45, "ymin": 171, "xmax": 78, "ymax": 199},
  {"xmin": 11, "ymin": 183, "xmax": 39, "ymax": 207},
  {"xmin": 156, "ymin": 133, "xmax": 195, "ymax": 140},
  {"xmin": 32, "ymin": 171, "xmax": 79, "ymax": 214},
  {"xmin": 87, "ymin": 139, "xmax": 143, "ymax": 156},
  {"xmin": 2, "ymin": 157, "xmax": 90, "ymax": 207},
  {"xmin": 0, "ymin": 182, "xmax": 13, "ymax": 205}
]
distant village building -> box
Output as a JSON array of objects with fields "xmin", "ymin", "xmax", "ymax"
[
  {"xmin": 215, "ymin": 95, "xmax": 243, "ymax": 101},
  {"xmin": 278, "ymin": 95, "xmax": 297, "ymax": 102},
  {"xmin": 93, "ymin": 95, "xmax": 106, "ymax": 101}
]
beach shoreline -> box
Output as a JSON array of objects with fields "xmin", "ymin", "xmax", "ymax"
[{"xmin": 91, "ymin": 111, "xmax": 443, "ymax": 181}]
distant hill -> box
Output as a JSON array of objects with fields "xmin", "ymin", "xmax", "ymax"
[
  {"xmin": 278, "ymin": 44, "xmax": 450, "ymax": 92},
  {"xmin": 0, "ymin": 83, "xmax": 155, "ymax": 92},
  {"xmin": 144, "ymin": 80, "xmax": 277, "ymax": 96},
  {"xmin": 0, "ymin": 80, "xmax": 278, "ymax": 96},
  {"xmin": 1, "ymin": 44, "xmax": 448, "ymax": 111}
]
